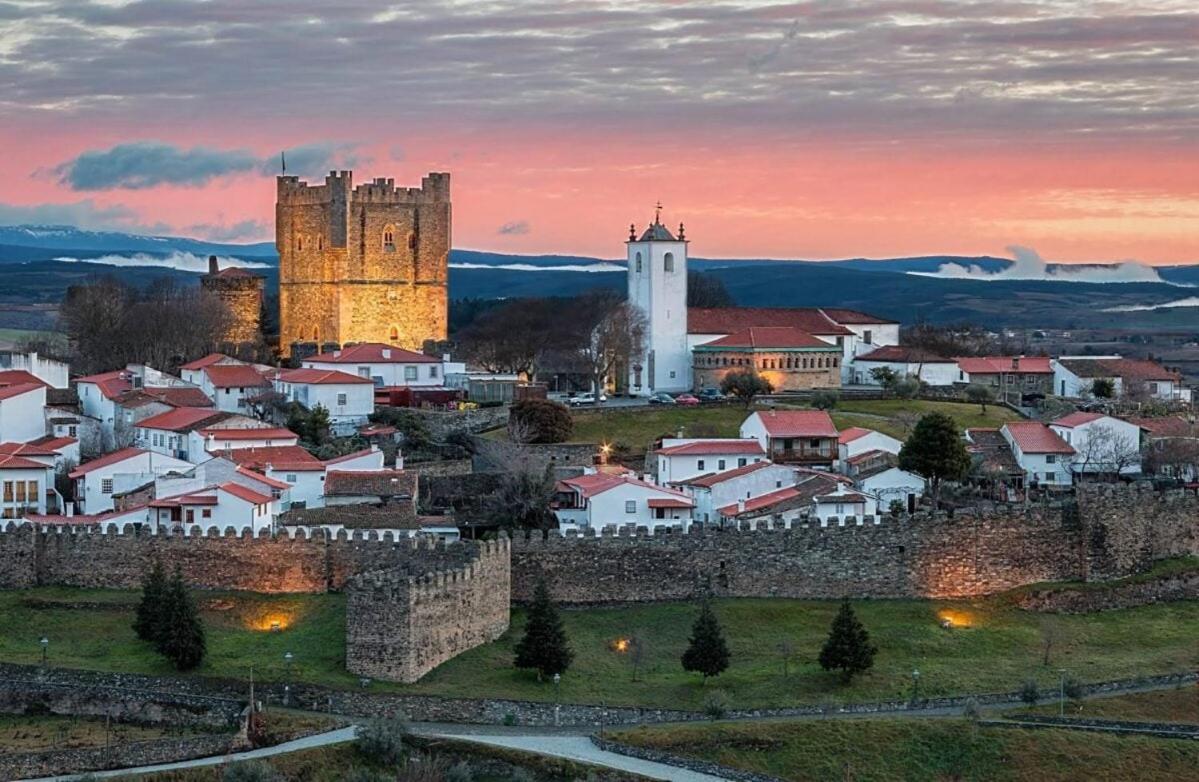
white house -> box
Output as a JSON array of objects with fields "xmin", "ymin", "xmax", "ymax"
[
  {"xmin": 816, "ymin": 309, "xmax": 901, "ymax": 382},
  {"xmin": 0, "ymin": 352, "xmax": 69, "ymax": 388},
  {"xmin": 1000, "ymin": 421, "xmax": 1075, "ymax": 488},
  {"xmin": 21, "ymin": 436, "xmax": 79, "ymax": 473},
  {"xmin": 655, "ymin": 438, "xmax": 765, "ymax": 484},
  {"xmin": 69, "ymin": 447, "xmax": 194, "ymax": 514},
  {"xmin": 625, "ymin": 210, "xmax": 691, "ymax": 396},
  {"xmin": 678, "ymin": 460, "xmax": 799, "ymax": 525},
  {"xmin": 1052, "ymin": 357, "xmax": 1190, "ymax": 403},
  {"xmin": 855, "ymin": 466, "xmax": 924, "ymax": 513},
  {"xmin": 810, "ymin": 485, "xmax": 877, "ymax": 523},
  {"xmin": 851, "ymin": 346, "xmax": 959, "ymax": 387},
  {"xmin": 837, "ymin": 427, "xmax": 903, "ymax": 467},
  {"xmin": 75, "ymin": 370, "xmax": 133, "ymax": 432},
  {"xmin": 196, "ymin": 363, "xmax": 272, "ymax": 412},
  {"xmin": 715, "ymin": 470, "xmax": 869, "ymax": 526},
  {"xmin": 274, "ymin": 369, "xmax": 375, "ymax": 435},
  {"xmin": 302, "ymin": 343, "xmax": 450, "ymax": 388},
  {"xmin": 191, "ymin": 426, "xmax": 299, "ymax": 459},
  {"xmin": 179, "ymin": 353, "xmax": 244, "ymax": 387},
  {"xmin": 739, "ymin": 410, "xmax": 839, "ymax": 467},
  {"xmin": 1049, "ymin": 412, "xmax": 1143, "ymax": 477},
  {"xmin": 554, "ymin": 471, "xmax": 695, "ymax": 531},
  {"xmin": 0, "ymin": 454, "xmax": 52, "ymax": 518},
  {"xmin": 149, "ymin": 482, "xmax": 275, "ymax": 533},
  {"xmin": 0, "ymin": 377, "xmax": 47, "ymax": 443},
  {"xmin": 134, "ymin": 407, "xmax": 232, "ymax": 462}
]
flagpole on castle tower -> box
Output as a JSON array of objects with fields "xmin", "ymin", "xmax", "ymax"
[{"xmin": 281, "ymin": 151, "xmax": 286, "ymax": 175}]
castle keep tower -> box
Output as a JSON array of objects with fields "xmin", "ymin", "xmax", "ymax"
[
  {"xmin": 626, "ymin": 207, "xmax": 690, "ymax": 395},
  {"xmin": 276, "ymin": 170, "xmax": 451, "ymax": 355},
  {"xmin": 201, "ymin": 255, "xmax": 265, "ymax": 345}
]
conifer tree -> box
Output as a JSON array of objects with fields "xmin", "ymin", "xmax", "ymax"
[
  {"xmin": 681, "ymin": 600, "xmax": 730, "ymax": 683},
  {"xmin": 132, "ymin": 560, "xmax": 167, "ymax": 642},
  {"xmin": 157, "ymin": 568, "xmax": 207, "ymax": 671},
  {"xmin": 514, "ymin": 578, "xmax": 573, "ymax": 680},
  {"xmin": 819, "ymin": 599, "xmax": 877, "ymax": 683}
]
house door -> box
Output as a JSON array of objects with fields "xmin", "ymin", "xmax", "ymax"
[{"xmin": 907, "ymin": 493, "xmax": 916, "ymax": 513}]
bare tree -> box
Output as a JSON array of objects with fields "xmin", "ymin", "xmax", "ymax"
[
  {"xmin": 456, "ymin": 298, "xmax": 565, "ymax": 377},
  {"xmin": 1143, "ymin": 436, "xmax": 1199, "ymax": 482},
  {"xmin": 572, "ymin": 293, "xmax": 647, "ymax": 405},
  {"xmin": 776, "ymin": 639, "xmax": 797, "ymax": 678},
  {"xmin": 628, "ymin": 631, "xmax": 648, "ymax": 682},
  {"xmin": 1039, "ymin": 617, "xmax": 1059, "ymax": 667},
  {"xmin": 1070, "ymin": 424, "xmax": 1142, "ymax": 481}
]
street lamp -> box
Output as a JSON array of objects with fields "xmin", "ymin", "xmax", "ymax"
[
  {"xmin": 283, "ymin": 651, "xmax": 294, "ymax": 706},
  {"xmin": 553, "ymin": 672, "xmax": 561, "ymax": 701},
  {"xmin": 911, "ymin": 669, "xmax": 921, "ymax": 705},
  {"xmin": 39, "ymin": 637, "xmax": 48, "ymax": 668},
  {"xmin": 1058, "ymin": 670, "xmax": 1066, "ymax": 717}
]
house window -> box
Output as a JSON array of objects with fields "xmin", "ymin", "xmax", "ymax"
[
  {"xmin": 202, "ymin": 509, "xmax": 212, "ymax": 518},
  {"xmin": 69, "ymin": 425, "xmax": 77, "ymax": 437},
  {"xmin": 664, "ymin": 252, "xmax": 674, "ymax": 272},
  {"xmin": 404, "ymin": 366, "xmax": 418, "ymax": 382},
  {"xmin": 624, "ymin": 500, "xmax": 636, "ymax": 513},
  {"xmin": 697, "ymin": 459, "xmax": 705, "ymax": 471},
  {"xmin": 1046, "ymin": 455, "xmax": 1056, "ymax": 464},
  {"xmin": 337, "ymin": 393, "xmax": 347, "ymax": 406},
  {"xmin": 358, "ymin": 367, "xmax": 371, "ymax": 378},
  {"xmin": 738, "ymin": 458, "xmax": 747, "ymax": 467},
  {"xmin": 286, "ymin": 474, "xmax": 297, "ymax": 483},
  {"xmin": 1044, "ymin": 472, "xmax": 1056, "ymax": 482},
  {"xmin": 101, "ymin": 478, "xmax": 113, "ymax": 494},
  {"xmin": 810, "ymin": 439, "xmax": 821, "ymax": 448},
  {"xmin": 430, "ymin": 365, "xmax": 439, "ymax": 378},
  {"xmin": 718, "ymin": 459, "xmax": 726, "ymax": 470},
  {"xmin": 3, "ymin": 481, "xmax": 12, "ymax": 501},
  {"xmin": 27, "ymin": 481, "xmax": 37, "ymax": 500},
  {"xmin": 864, "ymin": 330, "xmax": 873, "ymax": 343}
]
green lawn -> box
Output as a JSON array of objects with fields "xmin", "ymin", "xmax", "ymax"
[
  {"xmin": 567, "ymin": 399, "xmax": 1020, "ymax": 451},
  {"xmin": 4, "ymin": 589, "xmax": 1197, "ymax": 712},
  {"xmin": 1020, "ymin": 686, "xmax": 1199, "ymax": 724},
  {"xmin": 0, "ymin": 714, "xmax": 213, "ymax": 752},
  {"xmin": 613, "ymin": 718, "xmax": 1199, "ymax": 782}
]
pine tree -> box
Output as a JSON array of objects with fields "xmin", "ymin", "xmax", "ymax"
[
  {"xmin": 819, "ymin": 600, "xmax": 877, "ymax": 684},
  {"xmin": 157, "ymin": 568, "xmax": 207, "ymax": 671},
  {"xmin": 681, "ymin": 600, "xmax": 730, "ymax": 683},
  {"xmin": 513, "ymin": 578, "xmax": 573, "ymax": 680},
  {"xmin": 132, "ymin": 560, "xmax": 167, "ymax": 642},
  {"xmin": 897, "ymin": 411, "xmax": 971, "ymax": 504}
]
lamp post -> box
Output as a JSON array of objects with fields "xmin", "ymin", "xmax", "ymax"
[
  {"xmin": 1058, "ymin": 670, "xmax": 1066, "ymax": 717},
  {"xmin": 39, "ymin": 637, "xmax": 48, "ymax": 668},
  {"xmin": 911, "ymin": 669, "xmax": 920, "ymax": 705},
  {"xmin": 283, "ymin": 651, "xmax": 294, "ymax": 706},
  {"xmin": 553, "ymin": 672, "xmax": 561, "ymax": 701}
]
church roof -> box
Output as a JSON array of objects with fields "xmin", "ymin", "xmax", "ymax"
[
  {"xmin": 699, "ymin": 327, "xmax": 831, "ymax": 350},
  {"xmin": 638, "ymin": 222, "xmax": 677, "ymax": 241},
  {"xmin": 688, "ymin": 307, "xmax": 853, "ymax": 336}
]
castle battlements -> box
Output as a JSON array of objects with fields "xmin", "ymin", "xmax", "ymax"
[{"xmin": 276, "ymin": 171, "xmax": 449, "ymax": 206}]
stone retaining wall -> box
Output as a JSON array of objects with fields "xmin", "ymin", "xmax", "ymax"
[
  {"xmin": 0, "ymin": 675, "xmax": 243, "ymax": 728},
  {"xmin": 1017, "ymin": 569, "xmax": 1199, "ymax": 613},
  {"xmin": 0, "ymin": 733, "xmax": 236, "ymax": 781},
  {"xmin": 982, "ymin": 716, "xmax": 1199, "ymax": 739}
]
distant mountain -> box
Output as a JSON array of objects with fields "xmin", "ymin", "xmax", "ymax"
[{"xmin": 0, "ymin": 225, "xmax": 276, "ymax": 258}]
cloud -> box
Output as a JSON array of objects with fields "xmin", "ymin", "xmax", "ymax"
[
  {"xmin": 55, "ymin": 141, "xmax": 362, "ymax": 190},
  {"xmin": 54, "ymin": 252, "xmax": 272, "ymax": 273},
  {"xmin": 185, "ymin": 219, "xmax": 269, "ymax": 243},
  {"xmin": 748, "ymin": 19, "xmax": 801, "ymax": 73},
  {"xmin": 451, "ymin": 261, "xmax": 622, "ymax": 273},
  {"xmin": 1103, "ymin": 296, "xmax": 1199, "ymax": 312},
  {"xmin": 0, "ymin": 199, "xmax": 168, "ymax": 234},
  {"xmin": 910, "ymin": 245, "xmax": 1179, "ymax": 285},
  {"xmin": 497, "ymin": 220, "xmax": 531, "ymax": 236}
]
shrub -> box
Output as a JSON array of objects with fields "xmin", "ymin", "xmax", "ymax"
[
  {"xmin": 810, "ymin": 390, "xmax": 839, "ymax": 410},
  {"xmin": 446, "ymin": 761, "xmax": 476, "ymax": 782},
  {"xmin": 508, "ymin": 399, "xmax": 573, "ymax": 444},
  {"xmin": 222, "ymin": 761, "xmax": 283, "ymax": 782},
  {"xmin": 357, "ymin": 716, "xmax": 408, "ymax": 765},
  {"xmin": 1019, "ymin": 679, "xmax": 1040, "ymax": 705},
  {"xmin": 344, "ymin": 770, "xmax": 390, "ymax": 782},
  {"xmin": 397, "ymin": 753, "xmax": 451, "ymax": 782},
  {"xmin": 703, "ymin": 690, "xmax": 729, "ymax": 720},
  {"xmin": 1063, "ymin": 676, "xmax": 1084, "ymax": 701},
  {"xmin": 962, "ymin": 699, "xmax": 981, "ymax": 721},
  {"xmin": 720, "ymin": 370, "xmax": 773, "ymax": 407}
]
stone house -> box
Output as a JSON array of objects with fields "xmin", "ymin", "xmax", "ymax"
[
  {"xmin": 692, "ymin": 326, "xmax": 842, "ymax": 392},
  {"xmin": 954, "ymin": 356, "xmax": 1054, "ymax": 401}
]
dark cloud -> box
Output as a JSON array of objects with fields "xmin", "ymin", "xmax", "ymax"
[
  {"xmin": 498, "ymin": 220, "xmax": 530, "ymax": 236},
  {"xmin": 1, "ymin": 1, "xmax": 1196, "ymax": 145},
  {"xmin": 56, "ymin": 141, "xmax": 362, "ymax": 190}
]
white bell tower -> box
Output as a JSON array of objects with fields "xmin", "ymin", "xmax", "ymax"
[{"xmin": 626, "ymin": 204, "xmax": 690, "ymax": 396}]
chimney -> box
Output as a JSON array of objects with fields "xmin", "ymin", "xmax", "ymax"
[
  {"xmin": 1012, "ymin": 357, "xmax": 1020, "ymax": 371},
  {"xmin": 208, "ymin": 255, "xmax": 219, "ymax": 275},
  {"xmin": 737, "ymin": 499, "xmax": 746, "ymax": 514}
]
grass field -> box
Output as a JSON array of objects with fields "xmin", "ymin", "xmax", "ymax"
[
  {"xmin": 4, "ymin": 588, "xmax": 1197, "ymax": 711},
  {"xmin": 0, "ymin": 714, "xmax": 211, "ymax": 752},
  {"xmin": 1021, "ymin": 686, "xmax": 1199, "ymax": 724},
  {"xmin": 566, "ymin": 399, "xmax": 1020, "ymax": 450},
  {"xmin": 612, "ymin": 717, "xmax": 1199, "ymax": 782},
  {"xmin": 0, "ymin": 327, "xmax": 63, "ymax": 349}
]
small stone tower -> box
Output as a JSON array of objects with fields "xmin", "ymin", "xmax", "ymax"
[
  {"xmin": 276, "ymin": 170, "xmax": 451, "ymax": 356},
  {"xmin": 626, "ymin": 207, "xmax": 690, "ymax": 395},
  {"xmin": 201, "ymin": 255, "xmax": 265, "ymax": 345}
]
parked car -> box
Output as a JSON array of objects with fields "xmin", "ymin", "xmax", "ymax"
[
  {"xmin": 648, "ymin": 392, "xmax": 676, "ymax": 405},
  {"xmin": 568, "ymin": 392, "xmax": 608, "ymax": 407},
  {"xmin": 674, "ymin": 393, "xmax": 700, "ymax": 406},
  {"xmin": 697, "ymin": 388, "xmax": 725, "ymax": 402}
]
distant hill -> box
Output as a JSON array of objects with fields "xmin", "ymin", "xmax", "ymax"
[{"xmin": 0, "ymin": 225, "xmax": 276, "ymax": 258}]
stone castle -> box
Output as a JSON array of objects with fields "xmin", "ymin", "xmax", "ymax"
[
  {"xmin": 1, "ymin": 485, "xmax": 1195, "ymax": 684},
  {"xmin": 276, "ymin": 170, "xmax": 451, "ymax": 356},
  {"xmin": 201, "ymin": 256, "xmax": 265, "ymax": 345}
]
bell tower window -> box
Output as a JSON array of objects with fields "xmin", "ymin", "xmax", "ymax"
[
  {"xmin": 664, "ymin": 252, "xmax": 674, "ymax": 272},
  {"xmin": 635, "ymin": 252, "xmax": 642, "ymax": 273}
]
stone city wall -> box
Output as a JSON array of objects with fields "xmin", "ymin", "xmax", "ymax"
[{"xmin": 1016, "ymin": 569, "xmax": 1199, "ymax": 613}]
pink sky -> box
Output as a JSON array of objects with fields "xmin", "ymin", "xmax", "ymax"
[{"xmin": 1, "ymin": 1, "xmax": 1196, "ymax": 264}]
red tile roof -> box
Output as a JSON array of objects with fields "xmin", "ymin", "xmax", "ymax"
[
  {"xmin": 1057, "ymin": 357, "xmax": 1181, "ymax": 382},
  {"xmin": 682, "ymin": 460, "xmax": 777, "ymax": 487},
  {"xmin": 324, "ymin": 469, "xmax": 417, "ymax": 497},
  {"xmin": 150, "ymin": 491, "xmax": 219, "ymax": 508},
  {"xmin": 558, "ymin": 473, "xmax": 690, "ymax": 500},
  {"xmin": 0, "ymin": 369, "xmax": 50, "ymax": 388},
  {"xmin": 718, "ymin": 485, "xmax": 800, "ymax": 517},
  {"xmin": 688, "ymin": 307, "xmax": 853, "ymax": 336},
  {"xmin": 0, "ymin": 441, "xmax": 59, "ymax": 457},
  {"xmin": 0, "ymin": 382, "xmax": 44, "ymax": 401},
  {"xmin": 1127, "ymin": 416, "xmax": 1196, "ymax": 438},
  {"xmin": 219, "ymin": 482, "xmax": 273, "ymax": 505},
  {"xmin": 137, "ymin": 407, "xmax": 228, "ymax": 432},
  {"xmin": 855, "ymin": 345, "xmax": 955, "ymax": 363},
  {"xmin": 646, "ymin": 498, "xmax": 694, "ymax": 509},
  {"xmin": 28, "ymin": 435, "xmax": 77, "ymax": 452},
  {"xmin": 307, "ymin": 343, "xmax": 438, "ymax": 364},
  {"xmin": 204, "ymin": 364, "xmax": 271, "ymax": 388},
  {"xmin": 837, "ymin": 427, "xmax": 875, "ymax": 444},
  {"xmin": 277, "ymin": 368, "xmax": 374, "ymax": 385},
  {"xmin": 750, "ymin": 410, "xmax": 838, "ymax": 439},
  {"xmin": 656, "ymin": 440, "xmax": 765, "ymax": 457},
  {"xmin": 0, "ymin": 454, "xmax": 49, "ymax": 470},
  {"xmin": 956, "ymin": 356, "xmax": 1053, "ymax": 375},
  {"xmin": 845, "ymin": 448, "xmax": 894, "ymax": 466},
  {"xmin": 222, "ymin": 446, "xmax": 321, "ymax": 471},
  {"xmin": 69, "ymin": 447, "xmax": 146, "ymax": 478},
  {"xmin": 148, "ymin": 387, "xmax": 216, "ymax": 408},
  {"xmin": 700, "ymin": 327, "xmax": 833, "ymax": 350},
  {"xmin": 1052, "ymin": 411, "xmax": 1108, "ymax": 428},
  {"xmin": 179, "ymin": 353, "xmax": 231, "ymax": 371},
  {"xmin": 75, "ymin": 370, "xmax": 133, "ymax": 399},
  {"xmin": 818, "ymin": 308, "xmax": 896, "ymax": 325},
  {"xmin": 198, "ymin": 427, "xmax": 297, "ymax": 441},
  {"xmin": 1003, "ymin": 422, "xmax": 1076, "ymax": 455},
  {"xmin": 236, "ymin": 466, "xmax": 291, "ymax": 490},
  {"xmin": 323, "ymin": 447, "xmax": 379, "ymax": 465}
]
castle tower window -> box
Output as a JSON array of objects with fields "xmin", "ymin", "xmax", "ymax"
[
  {"xmin": 664, "ymin": 252, "xmax": 674, "ymax": 272},
  {"xmin": 389, "ymin": 326, "xmax": 400, "ymax": 343},
  {"xmin": 408, "ymin": 232, "xmax": 417, "ymax": 250},
  {"xmin": 383, "ymin": 225, "xmax": 396, "ymax": 253},
  {"xmin": 318, "ymin": 235, "xmax": 323, "ymax": 250},
  {"xmin": 296, "ymin": 235, "xmax": 303, "ymax": 251}
]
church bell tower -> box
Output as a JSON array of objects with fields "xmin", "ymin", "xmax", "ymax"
[{"xmin": 626, "ymin": 204, "xmax": 690, "ymax": 396}]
